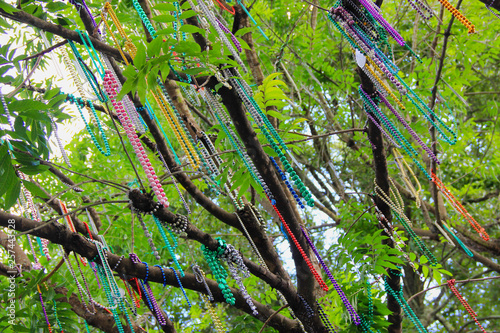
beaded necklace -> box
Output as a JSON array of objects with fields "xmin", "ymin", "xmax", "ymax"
[
  {"xmin": 447, "ymin": 279, "xmax": 486, "ymax": 332},
  {"xmin": 436, "ymin": 0, "xmax": 475, "ymax": 33},
  {"xmin": 93, "ymin": 242, "xmax": 135, "ymax": 333},
  {"xmin": 151, "ymin": 87, "xmax": 201, "ymax": 170},
  {"xmin": 61, "ymin": 249, "xmax": 97, "ymax": 315},
  {"xmin": 225, "ymin": 71, "xmax": 315, "ymax": 207},
  {"xmin": 196, "ymin": 0, "xmax": 248, "ymax": 72},
  {"xmin": 0, "ymin": 89, "xmax": 15, "ymax": 131},
  {"xmin": 431, "ymin": 172, "xmax": 489, "ymax": 241},
  {"xmin": 129, "ymin": 253, "xmax": 167, "ymax": 326},
  {"xmin": 67, "ymin": 40, "xmax": 108, "ymax": 104},
  {"xmin": 52, "ymin": 300, "xmax": 64, "ymax": 332},
  {"xmin": 17, "ymin": 194, "xmax": 41, "ymax": 269},
  {"xmin": 131, "ymin": 204, "xmax": 161, "ymax": 261},
  {"xmin": 18, "ymin": 172, "xmax": 51, "ymax": 261},
  {"xmin": 359, "ymin": 87, "xmax": 432, "ymax": 180},
  {"xmin": 384, "ymin": 271, "xmax": 428, "ymax": 333},
  {"xmin": 37, "ymin": 284, "xmax": 53, "ymax": 333},
  {"xmin": 301, "ymin": 226, "xmax": 360, "ymax": 324},
  {"xmin": 356, "ymin": 0, "xmax": 405, "ymax": 46},
  {"xmin": 65, "ymin": 94, "xmax": 111, "ymax": 156},
  {"xmin": 374, "ymin": 207, "xmax": 423, "ymax": 280},
  {"xmin": 201, "ymin": 241, "xmax": 235, "ymax": 305},
  {"xmin": 374, "ymin": 179, "xmax": 438, "ymax": 266},
  {"xmin": 271, "ymin": 204, "xmax": 329, "ymax": 291},
  {"xmin": 50, "ymin": 117, "xmax": 72, "ymax": 167},
  {"xmin": 156, "ymin": 81, "xmax": 215, "ymax": 183},
  {"xmin": 440, "ymin": 222, "xmax": 474, "ymax": 257},
  {"xmin": 316, "ymin": 301, "xmax": 337, "ymax": 333},
  {"xmin": 201, "ymin": 88, "xmax": 276, "ymax": 203},
  {"xmin": 391, "ymin": 148, "xmax": 422, "ymax": 207},
  {"xmin": 153, "ymin": 215, "xmax": 185, "ymax": 275},
  {"xmin": 103, "ymin": 70, "xmax": 170, "ymax": 208},
  {"xmin": 359, "ymin": 281, "xmax": 380, "ymax": 333},
  {"xmin": 192, "ymin": 266, "xmax": 227, "ymax": 332}
]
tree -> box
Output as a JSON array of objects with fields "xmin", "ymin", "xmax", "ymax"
[{"xmin": 0, "ymin": 0, "xmax": 499, "ymax": 331}]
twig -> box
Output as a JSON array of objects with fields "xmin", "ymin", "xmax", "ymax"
[
  {"xmin": 407, "ymin": 275, "xmax": 500, "ymax": 304},
  {"xmin": 258, "ymin": 304, "xmax": 289, "ymax": 333},
  {"xmin": 20, "ymin": 40, "xmax": 68, "ymax": 61},
  {"xmin": 344, "ymin": 204, "xmax": 375, "ymax": 236},
  {"xmin": 40, "ymin": 258, "xmax": 65, "ymax": 284}
]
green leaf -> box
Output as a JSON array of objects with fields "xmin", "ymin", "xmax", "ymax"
[
  {"xmin": 179, "ymin": 10, "xmax": 197, "ymax": 20},
  {"xmin": 153, "ymin": 3, "xmax": 177, "ymax": 11},
  {"xmin": 134, "ymin": 43, "xmax": 147, "ymax": 69},
  {"xmin": 152, "ymin": 15, "xmax": 176, "ymax": 23},
  {"xmin": 21, "ymin": 180, "xmax": 48, "ymax": 199},
  {"xmin": 18, "ymin": 164, "xmax": 50, "ymax": 175},
  {"xmin": 46, "ymin": 1, "xmax": 67, "ymax": 12},
  {"xmin": 0, "ymin": 1, "xmax": 19, "ymax": 14},
  {"xmin": 179, "ymin": 24, "xmax": 204, "ymax": 34}
]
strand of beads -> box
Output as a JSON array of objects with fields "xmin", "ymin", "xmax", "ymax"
[
  {"xmin": 384, "ymin": 271, "xmax": 427, "ymax": 333},
  {"xmin": 67, "ymin": 40, "xmax": 107, "ymax": 103},
  {"xmin": 406, "ymin": 0, "xmax": 433, "ymax": 20},
  {"xmin": 270, "ymin": 156, "xmax": 305, "ymax": 209},
  {"xmin": 61, "ymin": 250, "xmax": 97, "ymax": 314},
  {"xmin": 201, "ymin": 243, "xmax": 235, "ymax": 305},
  {"xmin": 196, "ymin": 0, "xmax": 248, "ymax": 72},
  {"xmin": 300, "ymin": 226, "xmax": 360, "ymax": 324},
  {"xmin": 168, "ymin": 266, "xmax": 191, "ymax": 307},
  {"xmin": 316, "ymin": 301, "xmax": 337, "ymax": 333},
  {"xmin": 103, "ymin": 70, "xmax": 169, "ymax": 208},
  {"xmin": 216, "ymin": 18, "xmax": 242, "ymax": 52},
  {"xmin": 52, "ymin": 300, "xmax": 64, "ymax": 332},
  {"xmin": 151, "ymin": 88, "xmax": 200, "ymax": 170},
  {"xmin": 379, "ymin": 93, "xmax": 439, "ymax": 164},
  {"xmin": 271, "ymin": 204, "xmax": 329, "ymax": 291},
  {"xmin": 132, "ymin": 204, "xmax": 161, "ymax": 261},
  {"xmin": 357, "ymin": 0, "xmax": 405, "ymax": 45},
  {"xmin": 374, "ymin": 208, "xmax": 423, "ymax": 280},
  {"xmin": 129, "ymin": 254, "xmax": 168, "ymax": 326},
  {"xmin": 153, "ymin": 216, "xmax": 185, "ymax": 275},
  {"xmin": 374, "ymin": 180, "xmax": 438, "ymax": 266},
  {"xmin": 359, "ymin": 281, "xmax": 381, "ymax": 333},
  {"xmin": 193, "ymin": 266, "xmax": 228, "ymax": 332},
  {"xmin": 441, "ymin": 222, "xmax": 474, "ymax": 257},
  {"xmin": 37, "ymin": 284, "xmax": 53, "ymax": 333},
  {"xmin": 201, "ymin": 88, "xmax": 276, "ymax": 203},
  {"xmin": 50, "ymin": 118, "xmax": 72, "ymax": 167},
  {"xmin": 157, "ymin": 81, "xmax": 215, "ymax": 183},
  {"xmin": 94, "ymin": 242, "xmax": 135, "ymax": 332},
  {"xmin": 436, "ymin": 0, "xmax": 475, "ymax": 33},
  {"xmin": 218, "ymin": 239, "xmax": 258, "ymax": 315},
  {"xmin": 18, "ymin": 172, "xmax": 51, "ymax": 260},
  {"xmin": 391, "ymin": 148, "xmax": 422, "ymax": 207},
  {"xmin": 297, "ymin": 294, "xmax": 315, "ymax": 318},
  {"xmin": 17, "ymin": 194, "xmax": 42, "ymax": 269},
  {"xmin": 226, "ymin": 71, "xmax": 315, "ymax": 207},
  {"xmin": 447, "ymin": 279, "xmax": 486, "ymax": 332},
  {"xmin": 431, "ymin": 172, "xmax": 489, "ymax": 241},
  {"xmin": 65, "ymin": 94, "xmax": 111, "ymax": 156},
  {"xmin": 359, "ymin": 87, "xmax": 432, "ymax": 180},
  {"xmin": 0, "ymin": 89, "xmax": 15, "ymax": 131}
]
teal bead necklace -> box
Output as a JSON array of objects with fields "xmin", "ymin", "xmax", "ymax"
[
  {"xmin": 146, "ymin": 103, "xmax": 181, "ymax": 165},
  {"xmin": 93, "ymin": 242, "xmax": 135, "ymax": 333},
  {"xmin": 384, "ymin": 270, "xmax": 428, "ymax": 333},
  {"xmin": 153, "ymin": 215, "xmax": 184, "ymax": 276},
  {"xmin": 67, "ymin": 40, "xmax": 108, "ymax": 104},
  {"xmin": 201, "ymin": 241, "xmax": 235, "ymax": 305},
  {"xmin": 52, "ymin": 300, "xmax": 64, "ymax": 332},
  {"xmin": 66, "ymin": 94, "xmax": 111, "ymax": 156},
  {"xmin": 359, "ymin": 281, "xmax": 380, "ymax": 333},
  {"xmin": 225, "ymin": 70, "xmax": 315, "ymax": 207},
  {"xmin": 359, "ymin": 88, "xmax": 432, "ymax": 181}
]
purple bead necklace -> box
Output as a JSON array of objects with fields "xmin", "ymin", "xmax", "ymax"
[
  {"xmin": 129, "ymin": 253, "xmax": 167, "ymax": 326},
  {"xmin": 300, "ymin": 226, "xmax": 361, "ymax": 325},
  {"xmin": 357, "ymin": 0, "xmax": 405, "ymax": 46}
]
